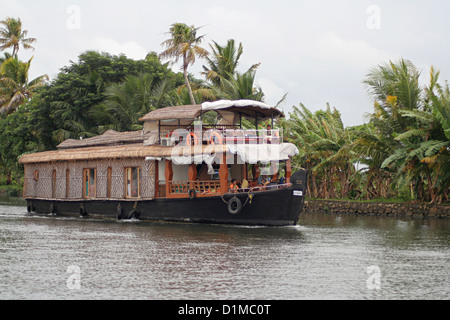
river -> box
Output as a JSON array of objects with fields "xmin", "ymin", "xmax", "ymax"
[{"xmin": 0, "ymin": 196, "xmax": 448, "ymax": 300}]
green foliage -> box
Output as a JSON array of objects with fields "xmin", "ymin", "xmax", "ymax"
[
  {"xmin": 29, "ymin": 51, "xmax": 184, "ymax": 147},
  {"xmin": 284, "ymin": 58, "xmax": 450, "ymax": 203},
  {"xmin": 283, "ymin": 103, "xmax": 359, "ymax": 199}
]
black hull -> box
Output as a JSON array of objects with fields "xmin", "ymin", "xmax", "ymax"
[{"xmin": 26, "ymin": 187, "xmax": 305, "ymax": 226}]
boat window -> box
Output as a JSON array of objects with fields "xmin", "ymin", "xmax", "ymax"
[
  {"xmin": 125, "ymin": 167, "xmax": 141, "ymax": 198},
  {"xmin": 83, "ymin": 168, "xmax": 97, "ymax": 198}
]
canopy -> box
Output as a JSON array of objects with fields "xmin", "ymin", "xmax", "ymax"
[
  {"xmin": 164, "ymin": 143, "xmax": 299, "ymax": 174},
  {"xmin": 139, "ymin": 99, "xmax": 284, "ymax": 125}
]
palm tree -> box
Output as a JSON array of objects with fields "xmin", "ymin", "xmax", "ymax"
[
  {"xmin": 0, "ymin": 56, "xmax": 48, "ymax": 116},
  {"xmin": 202, "ymin": 39, "xmax": 243, "ymax": 86},
  {"xmin": 360, "ymin": 59, "xmax": 450, "ymax": 203},
  {"xmin": 213, "ymin": 69, "xmax": 265, "ymax": 102},
  {"xmin": 0, "ymin": 17, "xmax": 36, "ymax": 56},
  {"xmin": 202, "ymin": 39, "xmax": 261, "ymax": 86},
  {"xmin": 363, "ymin": 58, "xmax": 422, "ymax": 132},
  {"xmin": 159, "ymin": 23, "xmax": 209, "ymax": 105},
  {"xmin": 381, "ymin": 67, "xmax": 450, "ymax": 203}
]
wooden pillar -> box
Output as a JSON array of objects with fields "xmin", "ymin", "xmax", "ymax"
[
  {"xmin": 188, "ymin": 164, "xmax": 197, "ymax": 181},
  {"xmin": 253, "ymin": 164, "xmax": 260, "ymax": 181},
  {"xmin": 243, "ymin": 163, "xmax": 248, "ymax": 181},
  {"xmin": 155, "ymin": 161, "xmax": 159, "ymax": 198},
  {"xmin": 219, "ymin": 153, "xmax": 229, "ymax": 194},
  {"xmin": 23, "ymin": 166, "xmax": 28, "ymax": 198},
  {"xmin": 165, "ymin": 160, "xmax": 173, "ymax": 196},
  {"xmin": 188, "ymin": 164, "xmax": 197, "ymax": 190},
  {"xmin": 286, "ymin": 159, "xmax": 292, "ymax": 184}
]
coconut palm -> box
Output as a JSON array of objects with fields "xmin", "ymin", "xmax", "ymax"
[
  {"xmin": 381, "ymin": 67, "xmax": 450, "ymax": 203},
  {"xmin": 360, "ymin": 59, "xmax": 449, "ymax": 203},
  {"xmin": 0, "ymin": 17, "xmax": 36, "ymax": 56},
  {"xmin": 202, "ymin": 39, "xmax": 243, "ymax": 86},
  {"xmin": 159, "ymin": 23, "xmax": 209, "ymax": 105},
  {"xmin": 0, "ymin": 56, "xmax": 48, "ymax": 116},
  {"xmin": 213, "ymin": 69, "xmax": 265, "ymax": 102},
  {"xmin": 202, "ymin": 39, "xmax": 261, "ymax": 87}
]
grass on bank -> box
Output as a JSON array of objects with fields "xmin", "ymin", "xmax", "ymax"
[{"xmin": 0, "ymin": 184, "xmax": 22, "ymax": 197}]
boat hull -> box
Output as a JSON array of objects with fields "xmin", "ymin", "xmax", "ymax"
[
  {"xmin": 25, "ymin": 186, "xmax": 305, "ymax": 226},
  {"xmin": 25, "ymin": 170, "xmax": 308, "ymax": 227}
]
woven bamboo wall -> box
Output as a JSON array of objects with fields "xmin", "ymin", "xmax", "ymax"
[{"xmin": 23, "ymin": 158, "xmax": 156, "ymax": 200}]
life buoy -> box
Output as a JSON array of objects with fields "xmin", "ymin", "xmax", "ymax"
[
  {"xmin": 209, "ymin": 131, "xmax": 223, "ymax": 145},
  {"xmin": 227, "ymin": 196, "xmax": 242, "ymax": 215},
  {"xmin": 188, "ymin": 189, "xmax": 196, "ymax": 200},
  {"xmin": 186, "ymin": 132, "xmax": 199, "ymax": 146}
]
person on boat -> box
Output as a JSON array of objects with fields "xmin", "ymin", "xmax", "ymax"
[
  {"xmin": 257, "ymin": 176, "xmax": 271, "ymax": 190},
  {"xmin": 229, "ymin": 179, "xmax": 239, "ymax": 192},
  {"xmin": 241, "ymin": 179, "xmax": 249, "ymax": 189},
  {"xmin": 266, "ymin": 124, "xmax": 272, "ymax": 144}
]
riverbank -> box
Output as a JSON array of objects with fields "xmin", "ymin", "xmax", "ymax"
[
  {"xmin": 0, "ymin": 185, "xmax": 22, "ymax": 197},
  {"xmin": 304, "ymin": 199, "xmax": 450, "ymax": 218}
]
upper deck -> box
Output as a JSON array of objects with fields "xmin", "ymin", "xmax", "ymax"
[{"xmin": 140, "ymin": 99, "xmax": 285, "ymax": 147}]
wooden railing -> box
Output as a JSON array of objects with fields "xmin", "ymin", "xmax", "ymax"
[
  {"xmin": 166, "ymin": 180, "xmax": 292, "ymax": 198},
  {"xmin": 169, "ymin": 180, "xmax": 222, "ymax": 196}
]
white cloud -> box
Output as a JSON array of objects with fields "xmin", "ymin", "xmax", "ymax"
[
  {"xmin": 86, "ymin": 37, "xmax": 148, "ymax": 60},
  {"xmin": 255, "ymin": 78, "xmax": 286, "ymax": 107},
  {"xmin": 312, "ymin": 31, "xmax": 393, "ymax": 70}
]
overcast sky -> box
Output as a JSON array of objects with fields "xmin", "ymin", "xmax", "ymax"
[{"xmin": 2, "ymin": 0, "xmax": 449, "ymax": 126}]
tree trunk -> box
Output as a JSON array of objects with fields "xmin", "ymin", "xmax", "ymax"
[
  {"xmin": 183, "ymin": 55, "xmax": 196, "ymax": 105},
  {"xmin": 6, "ymin": 170, "xmax": 12, "ymax": 185}
]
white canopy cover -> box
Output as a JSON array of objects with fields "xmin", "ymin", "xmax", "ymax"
[
  {"xmin": 201, "ymin": 100, "xmax": 272, "ymax": 112},
  {"xmin": 158, "ymin": 143, "xmax": 299, "ymax": 174}
]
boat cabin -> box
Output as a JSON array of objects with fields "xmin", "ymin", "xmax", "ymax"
[{"xmin": 19, "ymin": 100, "xmax": 299, "ymax": 203}]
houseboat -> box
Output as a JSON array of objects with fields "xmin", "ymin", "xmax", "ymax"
[{"xmin": 19, "ymin": 100, "xmax": 308, "ymax": 226}]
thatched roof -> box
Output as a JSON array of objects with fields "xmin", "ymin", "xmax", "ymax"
[
  {"xmin": 57, "ymin": 130, "xmax": 149, "ymax": 150},
  {"xmin": 139, "ymin": 105, "xmax": 203, "ymax": 122},
  {"xmin": 19, "ymin": 144, "xmax": 228, "ymax": 164}
]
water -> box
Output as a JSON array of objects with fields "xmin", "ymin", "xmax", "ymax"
[{"xmin": 0, "ymin": 196, "xmax": 448, "ymax": 300}]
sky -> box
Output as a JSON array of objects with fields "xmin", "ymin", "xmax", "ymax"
[{"xmin": 2, "ymin": 0, "xmax": 450, "ymax": 127}]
